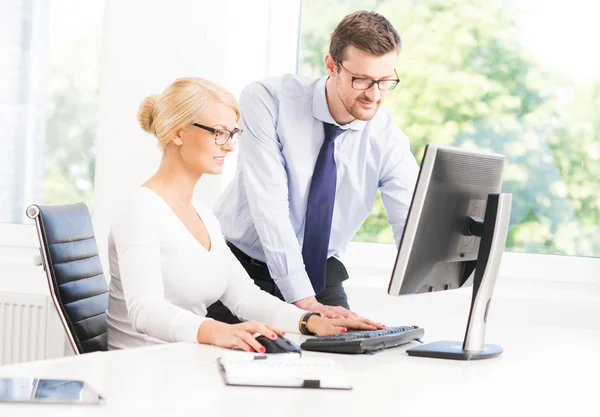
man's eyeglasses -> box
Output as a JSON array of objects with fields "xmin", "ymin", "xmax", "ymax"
[
  {"xmin": 336, "ymin": 61, "xmax": 400, "ymax": 91},
  {"xmin": 192, "ymin": 123, "xmax": 243, "ymax": 146}
]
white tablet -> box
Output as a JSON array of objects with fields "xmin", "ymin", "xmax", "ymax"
[{"xmin": 0, "ymin": 378, "xmax": 104, "ymax": 405}]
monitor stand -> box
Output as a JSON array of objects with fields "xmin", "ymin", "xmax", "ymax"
[{"xmin": 407, "ymin": 193, "xmax": 512, "ymax": 360}]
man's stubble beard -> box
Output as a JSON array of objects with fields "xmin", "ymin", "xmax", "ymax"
[{"xmin": 336, "ymin": 78, "xmax": 380, "ymax": 122}]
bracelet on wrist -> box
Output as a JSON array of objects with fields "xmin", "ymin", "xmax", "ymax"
[{"xmin": 299, "ymin": 312, "xmax": 323, "ymax": 335}]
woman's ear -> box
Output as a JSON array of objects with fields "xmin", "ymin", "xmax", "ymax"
[{"xmin": 172, "ymin": 128, "xmax": 184, "ymax": 146}]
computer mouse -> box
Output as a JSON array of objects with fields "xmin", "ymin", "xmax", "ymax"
[{"xmin": 255, "ymin": 335, "xmax": 302, "ymax": 354}]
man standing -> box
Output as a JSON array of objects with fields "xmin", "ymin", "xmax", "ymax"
[{"xmin": 211, "ymin": 10, "xmax": 419, "ymax": 322}]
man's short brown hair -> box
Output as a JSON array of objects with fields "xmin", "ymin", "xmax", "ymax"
[{"xmin": 329, "ymin": 10, "xmax": 401, "ymax": 64}]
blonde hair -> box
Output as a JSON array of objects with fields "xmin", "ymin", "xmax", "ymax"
[{"xmin": 137, "ymin": 77, "xmax": 240, "ymax": 148}]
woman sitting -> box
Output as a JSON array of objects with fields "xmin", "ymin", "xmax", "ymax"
[{"xmin": 106, "ymin": 77, "xmax": 382, "ymax": 352}]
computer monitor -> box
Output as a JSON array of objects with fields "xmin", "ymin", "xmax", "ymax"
[{"xmin": 388, "ymin": 144, "xmax": 512, "ymax": 360}]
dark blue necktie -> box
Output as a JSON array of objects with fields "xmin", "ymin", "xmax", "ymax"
[{"xmin": 302, "ymin": 122, "xmax": 345, "ymax": 294}]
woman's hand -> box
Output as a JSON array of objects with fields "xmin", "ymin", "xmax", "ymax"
[
  {"xmin": 197, "ymin": 320, "xmax": 285, "ymax": 352},
  {"xmin": 305, "ymin": 314, "xmax": 385, "ymax": 337}
]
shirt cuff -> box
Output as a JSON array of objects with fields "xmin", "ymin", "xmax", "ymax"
[
  {"xmin": 273, "ymin": 271, "xmax": 316, "ymax": 303},
  {"xmin": 170, "ymin": 310, "xmax": 211, "ymax": 343}
]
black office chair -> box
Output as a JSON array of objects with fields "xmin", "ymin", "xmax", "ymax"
[{"xmin": 26, "ymin": 203, "xmax": 109, "ymax": 354}]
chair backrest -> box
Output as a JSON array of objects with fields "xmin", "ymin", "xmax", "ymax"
[{"xmin": 26, "ymin": 203, "xmax": 109, "ymax": 354}]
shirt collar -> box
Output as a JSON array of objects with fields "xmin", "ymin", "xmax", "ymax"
[{"xmin": 312, "ymin": 77, "xmax": 367, "ymax": 131}]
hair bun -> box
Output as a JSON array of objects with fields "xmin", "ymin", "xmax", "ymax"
[{"xmin": 138, "ymin": 94, "xmax": 159, "ymax": 134}]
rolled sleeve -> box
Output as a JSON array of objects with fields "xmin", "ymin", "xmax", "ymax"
[{"xmin": 272, "ymin": 270, "xmax": 317, "ymax": 303}]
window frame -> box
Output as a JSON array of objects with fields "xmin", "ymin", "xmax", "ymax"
[
  {"xmin": 3, "ymin": 0, "xmax": 599, "ymax": 286},
  {"xmin": 293, "ymin": 1, "xmax": 600, "ymax": 285},
  {"xmin": 341, "ymin": 242, "xmax": 600, "ymax": 285}
]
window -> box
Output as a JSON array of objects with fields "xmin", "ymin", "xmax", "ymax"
[
  {"xmin": 0, "ymin": 0, "xmax": 104, "ymax": 225},
  {"xmin": 300, "ymin": 0, "xmax": 600, "ymax": 258}
]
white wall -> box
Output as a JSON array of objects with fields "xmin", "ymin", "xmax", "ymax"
[
  {"xmin": 92, "ymin": 0, "xmax": 302, "ymax": 265},
  {"xmin": 0, "ymin": 0, "xmax": 48, "ymax": 224},
  {"xmin": 0, "ymin": 0, "xmax": 302, "ymax": 359}
]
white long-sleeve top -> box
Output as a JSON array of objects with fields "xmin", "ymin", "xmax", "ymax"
[{"xmin": 106, "ymin": 188, "xmax": 306, "ymax": 350}]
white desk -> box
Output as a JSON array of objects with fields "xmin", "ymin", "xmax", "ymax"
[{"xmin": 1, "ymin": 278, "xmax": 599, "ymax": 417}]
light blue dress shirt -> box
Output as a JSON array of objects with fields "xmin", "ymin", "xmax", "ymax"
[{"xmin": 215, "ymin": 75, "xmax": 419, "ymax": 302}]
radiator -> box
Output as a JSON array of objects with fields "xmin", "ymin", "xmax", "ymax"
[{"xmin": 0, "ymin": 293, "xmax": 48, "ymax": 366}]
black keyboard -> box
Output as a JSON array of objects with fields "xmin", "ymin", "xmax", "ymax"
[{"xmin": 300, "ymin": 325, "xmax": 425, "ymax": 354}]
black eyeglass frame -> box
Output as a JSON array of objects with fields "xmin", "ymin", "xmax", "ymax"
[
  {"xmin": 192, "ymin": 123, "xmax": 243, "ymax": 145},
  {"xmin": 336, "ymin": 61, "xmax": 400, "ymax": 91}
]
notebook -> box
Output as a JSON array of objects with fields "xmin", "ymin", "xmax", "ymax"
[{"xmin": 217, "ymin": 351, "xmax": 352, "ymax": 390}]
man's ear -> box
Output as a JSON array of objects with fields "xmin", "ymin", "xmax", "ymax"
[{"xmin": 324, "ymin": 54, "xmax": 337, "ymax": 77}]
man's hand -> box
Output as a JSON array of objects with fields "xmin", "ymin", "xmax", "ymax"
[
  {"xmin": 306, "ymin": 315, "xmax": 384, "ymax": 336},
  {"xmin": 293, "ymin": 296, "xmax": 363, "ymax": 321}
]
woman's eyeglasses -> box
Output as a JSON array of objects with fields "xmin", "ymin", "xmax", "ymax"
[{"xmin": 192, "ymin": 123, "xmax": 243, "ymax": 146}]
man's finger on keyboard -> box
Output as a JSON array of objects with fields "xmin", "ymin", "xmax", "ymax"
[
  {"xmin": 321, "ymin": 306, "xmax": 343, "ymax": 318},
  {"xmin": 331, "ymin": 307, "xmax": 363, "ymax": 321},
  {"xmin": 330, "ymin": 318, "xmax": 377, "ymax": 330},
  {"xmin": 331, "ymin": 312, "xmax": 357, "ymax": 320}
]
